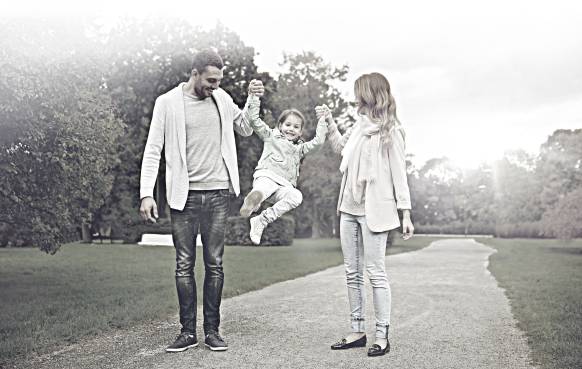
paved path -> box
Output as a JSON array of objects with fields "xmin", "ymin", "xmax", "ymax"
[{"xmin": 17, "ymin": 239, "xmax": 536, "ymax": 369}]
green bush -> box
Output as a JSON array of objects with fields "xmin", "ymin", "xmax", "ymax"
[
  {"xmin": 226, "ymin": 216, "xmax": 294, "ymax": 246},
  {"xmin": 415, "ymin": 222, "xmax": 494, "ymax": 235},
  {"xmin": 0, "ymin": 222, "xmax": 80, "ymax": 248},
  {"xmin": 494, "ymin": 222, "xmax": 548, "ymax": 238}
]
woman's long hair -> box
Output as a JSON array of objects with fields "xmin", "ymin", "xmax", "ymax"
[{"xmin": 354, "ymin": 72, "xmax": 400, "ymax": 143}]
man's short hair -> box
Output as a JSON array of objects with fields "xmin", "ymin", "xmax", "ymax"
[{"xmin": 192, "ymin": 49, "xmax": 224, "ymax": 73}]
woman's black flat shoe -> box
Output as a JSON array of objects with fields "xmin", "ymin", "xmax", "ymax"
[
  {"xmin": 330, "ymin": 335, "xmax": 367, "ymax": 350},
  {"xmin": 367, "ymin": 340, "xmax": 390, "ymax": 356}
]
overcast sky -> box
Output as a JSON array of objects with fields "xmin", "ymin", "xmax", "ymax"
[{"xmin": 4, "ymin": 0, "xmax": 582, "ymax": 168}]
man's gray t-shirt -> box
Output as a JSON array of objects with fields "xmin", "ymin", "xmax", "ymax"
[{"xmin": 183, "ymin": 92, "xmax": 230, "ymax": 190}]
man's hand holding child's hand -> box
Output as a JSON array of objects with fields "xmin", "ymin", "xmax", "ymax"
[{"xmin": 248, "ymin": 79, "xmax": 265, "ymax": 97}]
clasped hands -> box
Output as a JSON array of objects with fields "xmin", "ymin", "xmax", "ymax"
[
  {"xmin": 248, "ymin": 79, "xmax": 265, "ymax": 97},
  {"xmin": 315, "ymin": 105, "xmax": 333, "ymax": 123}
]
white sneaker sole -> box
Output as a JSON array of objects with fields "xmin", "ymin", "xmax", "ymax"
[
  {"xmin": 205, "ymin": 343, "xmax": 228, "ymax": 351},
  {"xmin": 165, "ymin": 342, "xmax": 199, "ymax": 352},
  {"xmin": 240, "ymin": 191, "xmax": 263, "ymax": 218}
]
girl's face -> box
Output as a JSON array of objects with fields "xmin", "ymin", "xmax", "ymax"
[{"xmin": 279, "ymin": 115, "xmax": 303, "ymax": 142}]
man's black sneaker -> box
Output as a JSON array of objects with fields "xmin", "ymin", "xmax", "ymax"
[
  {"xmin": 166, "ymin": 333, "xmax": 198, "ymax": 352},
  {"xmin": 204, "ymin": 331, "xmax": 228, "ymax": 351}
]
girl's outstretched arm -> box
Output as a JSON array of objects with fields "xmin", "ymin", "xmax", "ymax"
[
  {"xmin": 233, "ymin": 79, "xmax": 264, "ymax": 136},
  {"xmin": 300, "ymin": 118, "xmax": 328, "ymax": 157},
  {"xmin": 245, "ymin": 94, "xmax": 273, "ymax": 141}
]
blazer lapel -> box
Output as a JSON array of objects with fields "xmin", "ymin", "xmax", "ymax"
[
  {"xmin": 173, "ymin": 84, "xmax": 187, "ymax": 165},
  {"xmin": 211, "ymin": 91, "xmax": 226, "ymax": 142}
]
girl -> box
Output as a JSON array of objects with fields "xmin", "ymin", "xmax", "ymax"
[
  {"xmin": 241, "ymin": 80, "xmax": 328, "ymax": 245},
  {"xmin": 316, "ymin": 72, "xmax": 414, "ymax": 357}
]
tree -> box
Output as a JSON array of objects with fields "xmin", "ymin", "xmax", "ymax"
[
  {"xmin": 457, "ymin": 164, "xmax": 496, "ymax": 233},
  {"xmin": 541, "ymin": 188, "xmax": 582, "ymax": 239},
  {"xmin": 270, "ymin": 52, "xmax": 351, "ymax": 237},
  {"xmin": 413, "ymin": 157, "xmax": 463, "ymax": 226},
  {"xmin": 409, "ymin": 157, "xmax": 497, "ymax": 234},
  {"xmin": 536, "ymin": 129, "xmax": 582, "ymax": 238},
  {"xmin": 493, "ymin": 150, "xmax": 542, "ymax": 224},
  {"xmin": 536, "ymin": 129, "xmax": 582, "ymax": 213},
  {"xmin": 0, "ymin": 19, "xmax": 124, "ymax": 252}
]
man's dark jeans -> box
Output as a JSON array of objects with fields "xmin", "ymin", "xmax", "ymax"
[{"xmin": 170, "ymin": 189, "xmax": 230, "ymax": 335}]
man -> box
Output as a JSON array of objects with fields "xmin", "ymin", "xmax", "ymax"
[{"xmin": 139, "ymin": 49, "xmax": 264, "ymax": 352}]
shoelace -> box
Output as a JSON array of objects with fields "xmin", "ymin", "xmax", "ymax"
[
  {"xmin": 209, "ymin": 333, "xmax": 223, "ymax": 341},
  {"xmin": 177, "ymin": 333, "xmax": 193, "ymax": 341}
]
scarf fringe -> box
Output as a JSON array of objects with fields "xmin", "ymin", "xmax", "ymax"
[{"xmin": 340, "ymin": 116, "xmax": 382, "ymax": 203}]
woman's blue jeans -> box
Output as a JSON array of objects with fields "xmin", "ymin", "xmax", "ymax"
[
  {"xmin": 340, "ymin": 212, "xmax": 391, "ymax": 338},
  {"xmin": 170, "ymin": 189, "xmax": 230, "ymax": 335}
]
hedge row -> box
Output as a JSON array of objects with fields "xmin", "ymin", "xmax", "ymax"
[
  {"xmin": 120, "ymin": 216, "xmax": 295, "ymax": 246},
  {"xmin": 119, "ymin": 218, "xmax": 173, "ymax": 244},
  {"xmin": 415, "ymin": 222, "xmax": 495, "ymax": 235},
  {"xmin": 416, "ymin": 221, "xmax": 582, "ymax": 239},
  {"xmin": 226, "ymin": 216, "xmax": 294, "ymax": 246},
  {"xmin": 494, "ymin": 222, "xmax": 549, "ymax": 239}
]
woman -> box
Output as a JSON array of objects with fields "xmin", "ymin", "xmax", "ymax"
[{"xmin": 316, "ymin": 72, "xmax": 414, "ymax": 357}]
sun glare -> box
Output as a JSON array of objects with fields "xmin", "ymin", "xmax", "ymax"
[{"xmin": 409, "ymin": 123, "xmax": 521, "ymax": 170}]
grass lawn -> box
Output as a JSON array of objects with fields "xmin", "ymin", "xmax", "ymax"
[
  {"xmin": 482, "ymin": 238, "xmax": 582, "ymax": 369},
  {"xmin": 0, "ymin": 236, "xmax": 438, "ymax": 365}
]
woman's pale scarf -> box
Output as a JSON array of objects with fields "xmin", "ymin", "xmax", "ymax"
[{"xmin": 339, "ymin": 115, "xmax": 385, "ymax": 204}]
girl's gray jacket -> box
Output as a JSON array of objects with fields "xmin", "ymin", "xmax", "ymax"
[{"xmin": 247, "ymin": 95, "xmax": 328, "ymax": 187}]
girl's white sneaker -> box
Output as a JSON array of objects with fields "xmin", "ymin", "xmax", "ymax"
[{"xmin": 249, "ymin": 215, "xmax": 267, "ymax": 245}]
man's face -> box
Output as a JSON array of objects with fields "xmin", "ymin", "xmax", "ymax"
[{"xmin": 193, "ymin": 66, "xmax": 223, "ymax": 99}]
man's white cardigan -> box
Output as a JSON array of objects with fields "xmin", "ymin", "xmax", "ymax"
[{"xmin": 140, "ymin": 83, "xmax": 253, "ymax": 210}]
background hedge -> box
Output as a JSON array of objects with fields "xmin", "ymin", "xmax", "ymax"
[
  {"xmin": 120, "ymin": 216, "xmax": 295, "ymax": 246},
  {"xmin": 226, "ymin": 216, "xmax": 295, "ymax": 246}
]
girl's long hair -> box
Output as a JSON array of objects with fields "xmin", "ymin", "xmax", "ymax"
[{"xmin": 354, "ymin": 72, "xmax": 400, "ymax": 143}]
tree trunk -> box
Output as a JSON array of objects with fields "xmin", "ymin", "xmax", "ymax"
[
  {"xmin": 386, "ymin": 231, "xmax": 393, "ymax": 247},
  {"xmin": 81, "ymin": 223, "xmax": 92, "ymax": 243},
  {"xmin": 311, "ymin": 202, "xmax": 321, "ymax": 238},
  {"xmin": 333, "ymin": 214, "xmax": 340, "ymax": 238}
]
